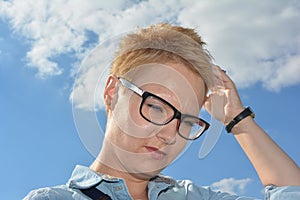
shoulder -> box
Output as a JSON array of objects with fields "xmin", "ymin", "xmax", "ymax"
[
  {"xmin": 23, "ymin": 185, "xmax": 80, "ymax": 200},
  {"xmin": 174, "ymin": 179, "xmax": 214, "ymax": 196},
  {"xmin": 160, "ymin": 179, "xmax": 252, "ymax": 200}
]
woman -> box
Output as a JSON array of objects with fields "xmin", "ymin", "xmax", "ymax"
[{"xmin": 25, "ymin": 23, "xmax": 300, "ymax": 200}]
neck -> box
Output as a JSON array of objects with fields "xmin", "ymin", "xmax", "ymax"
[{"xmin": 90, "ymin": 160, "xmax": 149, "ymax": 200}]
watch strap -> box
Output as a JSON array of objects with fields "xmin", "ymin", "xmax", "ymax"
[{"xmin": 226, "ymin": 107, "xmax": 255, "ymax": 133}]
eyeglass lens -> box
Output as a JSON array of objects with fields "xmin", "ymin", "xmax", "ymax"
[{"xmin": 140, "ymin": 94, "xmax": 205, "ymax": 140}]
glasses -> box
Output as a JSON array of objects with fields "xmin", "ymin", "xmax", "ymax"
[{"xmin": 118, "ymin": 77, "xmax": 210, "ymax": 140}]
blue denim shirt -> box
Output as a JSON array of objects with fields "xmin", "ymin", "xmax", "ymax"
[{"xmin": 24, "ymin": 165, "xmax": 300, "ymax": 200}]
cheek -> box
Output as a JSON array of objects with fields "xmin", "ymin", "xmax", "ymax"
[
  {"xmin": 165, "ymin": 138, "xmax": 188, "ymax": 166},
  {"xmin": 112, "ymin": 92, "xmax": 136, "ymax": 133},
  {"xmin": 112, "ymin": 93, "xmax": 158, "ymax": 139},
  {"xmin": 128, "ymin": 95, "xmax": 146, "ymax": 127},
  {"xmin": 106, "ymin": 118, "xmax": 146, "ymax": 154},
  {"xmin": 110, "ymin": 131, "xmax": 141, "ymax": 153},
  {"xmin": 173, "ymin": 137, "xmax": 187, "ymax": 155}
]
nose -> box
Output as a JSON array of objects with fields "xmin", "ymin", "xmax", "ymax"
[{"xmin": 155, "ymin": 119, "xmax": 178, "ymax": 145}]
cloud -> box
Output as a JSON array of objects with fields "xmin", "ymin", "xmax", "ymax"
[
  {"xmin": 177, "ymin": 1, "xmax": 300, "ymax": 90},
  {"xmin": 1, "ymin": 0, "xmax": 300, "ymax": 110},
  {"xmin": 265, "ymin": 55, "xmax": 300, "ymax": 91},
  {"xmin": 210, "ymin": 177, "xmax": 252, "ymax": 195},
  {"xmin": 0, "ymin": 0, "xmax": 181, "ymax": 78}
]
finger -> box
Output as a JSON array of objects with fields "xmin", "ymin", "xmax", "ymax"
[
  {"xmin": 204, "ymin": 88, "xmax": 227, "ymax": 123},
  {"xmin": 204, "ymin": 95, "xmax": 212, "ymax": 114},
  {"xmin": 212, "ymin": 65, "xmax": 236, "ymax": 90}
]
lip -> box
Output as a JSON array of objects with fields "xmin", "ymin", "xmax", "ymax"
[{"xmin": 145, "ymin": 146, "xmax": 167, "ymax": 160}]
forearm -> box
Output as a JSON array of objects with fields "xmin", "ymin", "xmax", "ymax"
[
  {"xmin": 209, "ymin": 66, "xmax": 300, "ymax": 186},
  {"xmin": 232, "ymin": 116, "xmax": 300, "ymax": 186}
]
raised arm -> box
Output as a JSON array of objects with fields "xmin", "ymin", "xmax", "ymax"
[{"xmin": 206, "ymin": 67, "xmax": 300, "ymax": 187}]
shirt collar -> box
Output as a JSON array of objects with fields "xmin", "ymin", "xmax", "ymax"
[
  {"xmin": 67, "ymin": 165, "xmax": 175, "ymax": 190},
  {"xmin": 67, "ymin": 165, "xmax": 121, "ymax": 189},
  {"xmin": 150, "ymin": 175, "xmax": 176, "ymax": 185}
]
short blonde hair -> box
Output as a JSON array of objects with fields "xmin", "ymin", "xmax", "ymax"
[{"xmin": 110, "ymin": 23, "xmax": 214, "ymax": 89}]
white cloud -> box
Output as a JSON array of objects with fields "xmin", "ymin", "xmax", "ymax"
[
  {"xmin": 177, "ymin": 0, "xmax": 300, "ymax": 90},
  {"xmin": 0, "ymin": 0, "xmax": 300, "ymax": 110},
  {"xmin": 265, "ymin": 55, "xmax": 300, "ymax": 91},
  {"xmin": 210, "ymin": 177, "xmax": 252, "ymax": 195},
  {"xmin": 0, "ymin": 0, "xmax": 177, "ymax": 77}
]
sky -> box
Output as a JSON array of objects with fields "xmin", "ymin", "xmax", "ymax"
[{"xmin": 0, "ymin": 0, "xmax": 300, "ymax": 199}]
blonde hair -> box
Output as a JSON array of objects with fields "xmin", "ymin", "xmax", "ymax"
[{"xmin": 110, "ymin": 23, "xmax": 214, "ymax": 88}]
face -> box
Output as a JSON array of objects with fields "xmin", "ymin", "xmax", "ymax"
[{"xmin": 101, "ymin": 62, "xmax": 206, "ymax": 179}]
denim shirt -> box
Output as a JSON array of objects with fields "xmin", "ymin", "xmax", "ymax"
[{"xmin": 24, "ymin": 165, "xmax": 300, "ymax": 200}]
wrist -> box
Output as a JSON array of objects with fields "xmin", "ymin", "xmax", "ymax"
[
  {"xmin": 226, "ymin": 107, "xmax": 255, "ymax": 133},
  {"xmin": 230, "ymin": 115, "xmax": 256, "ymax": 134}
]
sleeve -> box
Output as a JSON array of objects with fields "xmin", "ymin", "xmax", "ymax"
[
  {"xmin": 23, "ymin": 188, "xmax": 50, "ymax": 200},
  {"xmin": 23, "ymin": 186, "xmax": 77, "ymax": 200},
  {"xmin": 163, "ymin": 180, "xmax": 256, "ymax": 200},
  {"xmin": 186, "ymin": 184, "xmax": 255, "ymax": 200},
  {"xmin": 264, "ymin": 185, "xmax": 300, "ymax": 200}
]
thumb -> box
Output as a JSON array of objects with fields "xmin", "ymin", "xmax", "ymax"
[
  {"xmin": 204, "ymin": 95, "xmax": 212, "ymax": 114},
  {"xmin": 204, "ymin": 89, "xmax": 227, "ymax": 123}
]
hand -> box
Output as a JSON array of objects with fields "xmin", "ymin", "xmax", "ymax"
[{"xmin": 204, "ymin": 65, "xmax": 244, "ymax": 125}]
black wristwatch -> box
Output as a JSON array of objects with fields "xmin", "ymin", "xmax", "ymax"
[{"xmin": 226, "ymin": 107, "xmax": 255, "ymax": 133}]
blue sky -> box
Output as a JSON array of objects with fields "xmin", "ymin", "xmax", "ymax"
[{"xmin": 1, "ymin": 1, "xmax": 300, "ymax": 199}]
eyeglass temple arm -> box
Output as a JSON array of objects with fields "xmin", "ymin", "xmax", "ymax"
[{"xmin": 119, "ymin": 78, "xmax": 144, "ymax": 96}]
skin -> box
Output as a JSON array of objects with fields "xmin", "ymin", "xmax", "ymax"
[
  {"xmin": 91, "ymin": 62, "xmax": 205, "ymax": 199},
  {"xmin": 209, "ymin": 66, "xmax": 300, "ymax": 187},
  {"xmin": 90, "ymin": 62, "xmax": 300, "ymax": 200}
]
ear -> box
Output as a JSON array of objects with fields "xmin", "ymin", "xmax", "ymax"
[{"xmin": 103, "ymin": 75, "xmax": 119, "ymax": 111}]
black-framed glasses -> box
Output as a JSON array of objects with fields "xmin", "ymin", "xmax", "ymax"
[{"xmin": 118, "ymin": 77, "xmax": 210, "ymax": 140}]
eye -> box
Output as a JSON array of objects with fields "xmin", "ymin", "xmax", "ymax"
[
  {"xmin": 147, "ymin": 103, "xmax": 164, "ymax": 113},
  {"xmin": 182, "ymin": 120, "xmax": 194, "ymax": 127}
]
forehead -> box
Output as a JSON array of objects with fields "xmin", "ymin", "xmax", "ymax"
[{"xmin": 123, "ymin": 63, "xmax": 206, "ymax": 113}]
